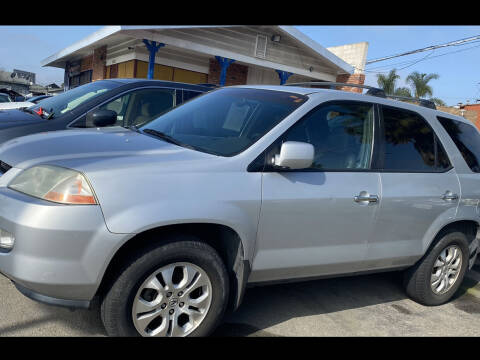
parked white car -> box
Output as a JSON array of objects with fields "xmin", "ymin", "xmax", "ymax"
[
  {"xmin": 0, "ymin": 102, "xmax": 35, "ymax": 110},
  {"xmin": 0, "ymin": 92, "xmax": 34, "ymax": 110}
]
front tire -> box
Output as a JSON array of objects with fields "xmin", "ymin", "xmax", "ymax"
[
  {"xmin": 101, "ymin": 235, "xmax": 229, "ymax": 336},
  {"xmin": 404, "ymin": 229, "xmax": 469, "ymax": 306}
]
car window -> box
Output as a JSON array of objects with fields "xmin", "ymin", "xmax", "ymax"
[
  {"xmin": 437, "ymin": 116, "xmax": 480, "ymax": 172},
  {"xmin": 74, "ymin": 88, "xmax": 176, "ymax": 128},
  {"xmin": 376, "ymin": 107, "xmax": 450, "ymax": 172},
  {"xmin": 97, "ymin": 93, "xmax": 132, "ymax": 126},
  {"xmin": 29, "ymin": 80, "xmax": 120, "ymax": 119},
  {"xmin": 182, "ymin": 90, "xmax": 202, "ymax": 103},
  {"xmin": 0, "ymin": 94, "xmax": 11, "ymax": 103},
  {"xmin": 265, "ymin": 101, "xmax": 374, "ymax": 170},
  {"xmin": 126, "ymin": 88, "xmax": 176, "ymax": 127},
  {"xmin": 140, "ymin": 88, "xmax": 307, "ymax": 156},
  {"xmin": 175, "ymin": 90, "xmax": 202, "ymax": 106}
]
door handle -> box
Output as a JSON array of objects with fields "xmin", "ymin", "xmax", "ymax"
[
  {"xmin": 441, "ymin": 191, "xmax": 458, "ymax": 201},
  {"xmin": 354, "ymin": 193, "xmax": 379, "ymax": 203}
]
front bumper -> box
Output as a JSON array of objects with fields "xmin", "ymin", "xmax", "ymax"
[{"xmin": 0, "ymin": 187, "xmax": 130, "ymax": 304}]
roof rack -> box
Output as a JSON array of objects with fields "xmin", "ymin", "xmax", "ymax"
[
  {"xmin": 384, "ymin": 94, "xmax": 437, "ymax": 110},
  {"xmin": 284, "ymin": 82, "xmax": 437, "ymax": 110}
]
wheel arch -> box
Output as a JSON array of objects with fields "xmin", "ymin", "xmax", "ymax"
[
  {"xmin": 96, "ymin": 222, "xmax": 251, "ymax": 312},
  {"xmin": 423, "ymin": 219, "xmax": 479, "ymax": 257}
]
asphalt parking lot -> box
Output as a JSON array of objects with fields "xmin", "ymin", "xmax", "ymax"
[{"xmin": 1, "ymin": 264, "xmax": 480, "ymax": 336}]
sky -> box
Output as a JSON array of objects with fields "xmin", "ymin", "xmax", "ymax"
[{"xmin": 1, "ymin": 25, "xmax": 479, "ymax": 106}]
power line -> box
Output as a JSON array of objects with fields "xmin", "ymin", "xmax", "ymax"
[
  {"xmin": 365, "ymin": 34, "xmax": 480, "ymax": 65},
  {"xmin": 357, "ymin": 42, "xmax": 480, "ymax": 74},
  {"xmin": 366, "ymin": 40, "xmax": 480, "ymax": 70}
]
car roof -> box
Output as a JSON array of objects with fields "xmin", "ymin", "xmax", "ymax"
[
  {"xmin": 104, "ymin": 78, "xmax": 213, "ymax": 91},
  {"xmin": 231, "ymin": 84, "xmax": 472, "ymax": 125}
]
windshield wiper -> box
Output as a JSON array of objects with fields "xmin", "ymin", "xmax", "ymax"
[
  {"xmin": 141, "ymin": 128, "xmax": 191, "ymax": 147},
  {"xmin": 126, "ymin": 124, "xmax": 140, "ymax": 133},
  {"xmin": 141, "ymin": 128, "xmax": 223, "ymax": 156}
]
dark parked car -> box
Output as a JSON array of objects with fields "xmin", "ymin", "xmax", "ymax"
[{"xmin": 0, "ymin": 79, "xmax": 211, "ymax": 145}]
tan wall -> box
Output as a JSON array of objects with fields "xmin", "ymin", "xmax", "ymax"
[
  {"xmin": 106, "ymin": 60, "xmax": 207, "ymax": 84},
  {"xmin": 463, "ymin": 104, "xmax": 480, "ymax": 130},
  {"xmin": 117, "ymin": 60, "xmax": 135, "ymax": 78},
  {"xmin": 437, "ymin": 106, "xmax": 478, "ymax": 128}
]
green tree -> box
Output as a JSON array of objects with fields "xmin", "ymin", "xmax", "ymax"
[
  {"xmin": 405, "ymin": 71, "xmax": 439, "ymax": 98},
  {"xmin": 376, "ymin": 69, "xmax": 400, "ymax": 95},
  {"xmin": 394, "ymin": 87, "xmax": 412, "ymax": 97},
  {"xmin": 429, "ymin": 97, "xmax": 446, "ymax": 106}
]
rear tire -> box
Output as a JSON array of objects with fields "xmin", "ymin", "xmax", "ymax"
[
  {"xmin": 403, "ymin": 229, "xmax": 469, "ymax": 306},
  {"xmin": 100, "ymin": 235, "xmax": 229, "ymax": 336}
]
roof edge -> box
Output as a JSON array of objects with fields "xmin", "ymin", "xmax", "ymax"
[
  {"xmin": 278, "ymin": 26, "xmax": 355, "ymax": 74},
  {"xmin": 40, "ymin": 26, "xmax": 122, "ymax": 67}
]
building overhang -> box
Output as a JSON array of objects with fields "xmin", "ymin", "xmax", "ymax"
[{"xmin": 41, "ymin": 25, "xmax": 356, "ymax": 80}]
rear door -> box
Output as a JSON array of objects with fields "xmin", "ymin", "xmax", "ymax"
[{"xmin": 367, "ymin": 105, "xmax": 460, "ymax": 268}]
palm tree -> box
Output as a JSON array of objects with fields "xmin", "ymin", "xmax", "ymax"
[
  {"xmin": 429, "ymin": 97, "xmax": 446, "ymax": 106},
  {"xmin": 405, "ymin": 71, "xmax": 439, "ymax": 98},
  {"xmin": 394, "ymin": 87, "xmax": 412, "ymax": 97},
  {"xmin": 376, "ymin": 69, "xmax": 400, "ymax": 95}
]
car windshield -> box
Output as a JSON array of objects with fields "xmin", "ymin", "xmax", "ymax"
[
  {"xmin": 0, "ymin": 94, "xmax": 11, "ymax": 103},
  {"xmin": 29, "ymin": 80, "xmax": 120, "ymax": 119},
  {"xmin": 139, "ymin": 88, "xmax": 308, "ymax": 156}
]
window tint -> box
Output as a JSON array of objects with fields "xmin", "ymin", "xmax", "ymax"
[
  {"xmin": 377, "ymin": 107, "xmax": 450, "ymax": 172},
  {"xmin": 0, "ymin": 94, "xmax": 10, "ymax": 103},
  {"xmin": 97, "ymin": 93, "xmax": 132, "ymax": 126},
  {"xmin": 183, "ymin": 90, "xmax": 202, "ymax": 102},
  {"xmin": 436, "ymin": 135, "xmax": 452, "ymax": 170},
  {"xmin": 266, "ymin": 102, "xmax": 374, "ymax": 170},
  {"xmin": 438, "ymin": 116, "xmax": 480, "ymax": 172},
  {"xmin": 128, "ymin": 88, "xmax": 175, "ymax": 127},
  {"xmin": 73, "ymin": 88, "xmax": 176, "ymax": 128}
]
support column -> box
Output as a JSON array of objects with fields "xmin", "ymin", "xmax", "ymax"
[
  {"xmin": 215, "ymin": 56, "xmax": 235, "ymax": 86},
  {"xmin": 143, "ymin": 39, "xmax": 166, "ymax": 80},
  {"xmin": 64, "ymin": 61, "xmax": 70, "ymax": 91},
  {"xmin": 275, "ymin": 70, "xmax": 293, "ymax": 85}
]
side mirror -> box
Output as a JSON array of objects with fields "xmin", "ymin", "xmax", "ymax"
[
  {"xmin": 86, "ymin": 109, "xmax": 118, "ymax": 127},
  {"xmin": 274, "ymin": 141, "xmax": 314, "ymax": 170},
  {"xmin": 15, "ymin": 96, "xmax": 25, "ymax": 102}
]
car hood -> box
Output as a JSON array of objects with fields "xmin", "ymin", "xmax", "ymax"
[
  {"xmin": 0, "ymin": 108, "xmax": 44, "ymax": 128},
  {"xmin": 0, "ymin": 126, "xmax": 216, "ymax": 171}
]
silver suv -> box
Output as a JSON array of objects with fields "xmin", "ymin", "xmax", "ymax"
[{"xmin": 0, "ymin": 84, "xmax": 478, "ymax": 337}]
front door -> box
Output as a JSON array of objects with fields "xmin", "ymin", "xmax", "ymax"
[{"xmin": 250, "ymin": 101, "xmax": 381, "ymax": 283}]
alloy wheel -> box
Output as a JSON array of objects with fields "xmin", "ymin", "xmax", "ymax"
[
  {"xmin": 132, "ymin": 262, "xmax": 212, "ymax": 337},
  {"xmin": 430, "ymin": 245, "xmax": 462, "ymax": 295}
]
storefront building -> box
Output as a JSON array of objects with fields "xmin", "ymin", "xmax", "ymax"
[{"xmin": 41, "ymin": 26, "xmax": 368, "ymax": 92}]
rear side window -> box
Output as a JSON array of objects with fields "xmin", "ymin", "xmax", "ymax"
[
  {"xmin": 437, "ymin": 116, "xmax": 480, "ymax": 172},
  {"xmin": 375, "ymin": 106, "xmax": 451, "ymax": 172}
]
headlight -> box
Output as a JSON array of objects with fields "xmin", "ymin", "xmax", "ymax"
[{"xmin": 8, "ymin": 165, "xmax": 97, "ymax": 205}]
